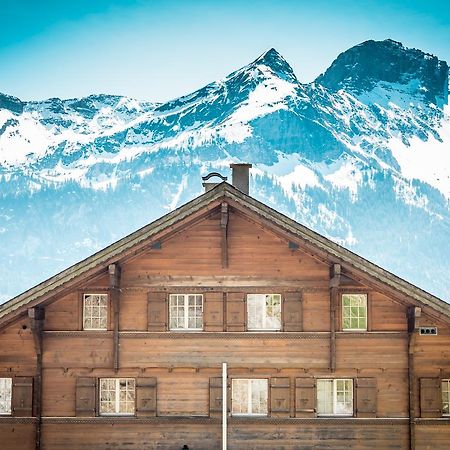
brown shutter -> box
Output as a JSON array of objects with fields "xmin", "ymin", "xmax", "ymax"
[
  {"xmin": 136, "ymin": 377, "xmax": 157, "ymax": 417},
  {"xmin": 283, "ymin": 292, "xmax": 303, "ymax": 332},
  {"xmin": 270, "ymin": 377, "xmax": 291, "ymax": 417},
  {"xmin": 209, "ymin": 377, "xmax": 222, "ymax": 418},
  {"xmin": 420, "ymin": 378, "xmax": 442, "ymax": 417},
  {"xmin": 148, "ymin": 291, "xmax": 167, "ymax": 331},
  {"xmin": 295, "ymin": 378, "xmax": 316, "ymax": 417},
  {"xmin": 12, "ymin": 377, "xmax": 33, "ymax": 417},
  {"xmin": 204, "ymin": 292, "xmax": 224, "ymax": 331},
  {"xmin": 226, "ymin": 292, "xmax": 245, "ymax": 331},
  {"xmin": 76, "ymin": 377, "xmax": 96, "ymax": 417},
  {"xmin": 356, "ymin": 378, "xmax": 377, "ymax": 417}
]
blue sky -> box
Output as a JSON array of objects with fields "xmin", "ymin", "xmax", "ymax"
[{"xmin": 1, "ymin": 0, "xmax": 449, "ymax": 102}]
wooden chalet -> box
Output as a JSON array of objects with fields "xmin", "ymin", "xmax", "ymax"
[{"xmin": 0, "ymin": 163, "xmax": 449, "ymax": 450}]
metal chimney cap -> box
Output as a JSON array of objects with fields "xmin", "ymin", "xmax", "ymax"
[{"xmin": 230, "ymin": 163, "xmax": 253, "ymax": 169}]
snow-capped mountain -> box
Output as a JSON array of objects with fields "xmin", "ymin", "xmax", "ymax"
[{"xmin": 1, "ymin": 39, "xmax": 449, "ymax": 302}]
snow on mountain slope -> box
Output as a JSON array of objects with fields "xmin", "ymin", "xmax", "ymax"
[{"xmin": 0, "ymin": 40, "xmax": 449, "ymax": 303}]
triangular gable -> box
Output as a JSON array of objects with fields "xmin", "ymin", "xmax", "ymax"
[{"xmin": 1, "ymin": 182, "xmax": 449, "ymax": 324}]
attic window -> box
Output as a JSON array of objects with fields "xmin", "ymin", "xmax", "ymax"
[
  {"xmin": 419, "ymin": 327, "xmax": 438, "ymax": 335},
  {"xmin": 247, "ymin": 294, "xmax": 281, "ymax": 331},
  {"xmin": 169, "ymin": 294, "xmax": 203, "ymax": 330},
  {"xmin": 83, "ymin": 294, "xmax": 108, "ymax": 330},
  {"xmin": 342, "ymin": 294, "xmax": 367, "ymax": 331}
]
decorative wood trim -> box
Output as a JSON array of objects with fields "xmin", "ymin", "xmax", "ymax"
[
  {"xmin": 221, "ymin": 202, "xmax": 229, "ymax": 269},
  {"xmin": 39, "ymin": 416, "xmax": 410, "ymax": 426},
  {"xmin": 414, "ymin": 418, "xmax": 450, "ymax": 425},
  {"xmin": 0, "ymin": 417, "xmax": 38, "ymax": 424},
  {"xmin": 108, "ymin": 263, "xmax": 121, "ymax": 372},
  {"xmin": 335, "ymin": 332, "xmax": 408, "ymax": 339}
]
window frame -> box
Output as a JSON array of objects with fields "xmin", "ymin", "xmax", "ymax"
[
  {"xmin": 99, "ymin": 378, "xmax": 136, "ymax": 416},
  {"xmin": 341, "ymin": 293, "xmax": 368, "ymax": 332},
  {"xmin": 169, "ymin": 293, "xmax": 204, "ymax": 331},
  {"xmin": 0, "ymin": 377, "xmax": 12, "ymax": 415},
  {"xmin": 231, "ymin": 378, "xmax": 269, "ymax": 417},
  {"xmin": 246, "ymin": 293, "xmax": 282, "ymax": 331},
  {"xmin": 82, "ymin": 293, "xmax": 109, "ymax": 331},
  {"xmin": 316, "ymin": 378, "xmax": 354, "ymax": 417},
  {"xmin": 442, "ymin": 379, "xmax": 450, "ymax": 416}
]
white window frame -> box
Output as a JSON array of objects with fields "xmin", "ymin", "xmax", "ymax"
[
  {"xmin": 317, "ymin": 378, "xmax": 354, "ymax": 417},
  {"xmin": 342, "ymin": 293, "xmax": 368, "ymax": 331},
  {"xmin": 169, "ymin": 294, "xmax": 203, "ymax": 331},
  {"xmin": 231, "ymin": 378, "xmax": 268, "ymax": 416},
  {"xmin": 0, "ymin": 378, "xmax": 12, "ymax": 415},
  {"xmin": 247, "ymin": 293, "xmax": 281, "ymax": 331},
  {"xmin": 83, "ymin": 293, "xmax": 108, "ymax": 331},
  {"xmin": 99, "ymin": 378, "xmax": 135, "ymax": 416},
  {"xmin": 442, "ymin": 379, "xmax": 450, "ymax": 416}
]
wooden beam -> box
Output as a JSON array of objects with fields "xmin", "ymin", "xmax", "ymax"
[
  {"xmin": 407, "ymin": 306, "xmax": 421, "ymax": 450},
  {"xmin": 220, "ymin": 202, "xmax": 229, "ymax": 269},
  {"xmin": 329, "ymin": 264, "xmax": 341, "ymax": 372},
  {"xmin": 109, "ymin": 263, "xmax": 121, "ymax": 372},
  {"xmin": 28, "ymin": 307, "xmax": 45, "ymax": 450}
]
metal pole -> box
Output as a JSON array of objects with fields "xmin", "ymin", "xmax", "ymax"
[{"xmin": 222, "ymin": 362, "xmax": 227, "ymax": 450}]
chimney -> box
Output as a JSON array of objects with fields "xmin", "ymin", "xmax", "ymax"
[
  {"xmin": 230, "ymin": 163, "xmax": 252, "ymax": 195},
  {"xmin": 202, "ymin": 172, "xmax": 227, "ymax": 192}
]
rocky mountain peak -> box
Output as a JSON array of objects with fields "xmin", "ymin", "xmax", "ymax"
[
  {"xmin": 316, "ymin": 39, "xmax": 449, "ymax": 106},
  {"xmin": 249, "ymin": 48, "xmax": 298, "ymax": 83}
]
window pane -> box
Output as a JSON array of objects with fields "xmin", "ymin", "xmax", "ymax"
[
  {"xmin": 342, "ymin": 294, "xmax": 367, "ymax": 330},
  {"xmin": 0, "ymin": 378, "xmax": 12, "ymax": 415},
  {"xmin": 443, "ymin": 380, "xmax": 450, "ymax": 415},
  {"xmin": 100, "ymin": 378, "xmax": 116, "ymax": 414},
  {"xmin": 100, "ymin": 378, "xmax": 135, "ymax": 415},
  {"xmin": 335, "ymin": 379, "xmax": 353, "ymax": 415},
  {"xmin": 247, "ymin": 295, "xmax": 263, "ymax": 329},
  {"xmin": 170, "ymin": 294, "xmax": 203, "ymax": 330},
  {"xmin": 83, "ymin": 294, "xmax": 108, "ymax": 330},
  {"xmin": 317, "ymin": 379, "xmax": 333, "ymax": 415},
  {"xmin": 251, "ymin": 379, "xmax": 268, "ymax": 415},
  {"xmin": 232, "ymin": 379, "xmax": 249, "ymax": 415},
  {"xmin": 247, "ymin": 294, "xmax": 281, "ymax": 330}
]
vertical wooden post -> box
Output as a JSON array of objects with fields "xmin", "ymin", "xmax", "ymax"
[
  {"xmin": 28, "ymin": 307, "xmax": 45, "ymax": 450},
  {"xmin": 329, "ymin": 264, "xmax": 341, "ymax": 373},
  {"xmin": 221, "ymin": 202, "xmax": 229, "ymax": 269},
  {"xmin": 109, "ymin": 263, "xmax": 121, "ymax": 372},
  {"xmin": 407, "ymin": 306, "xmax": 421, "ymax": 450}
]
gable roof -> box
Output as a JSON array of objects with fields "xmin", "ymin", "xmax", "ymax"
[{"xmin": 1, "ymin": 182, "xmax": 449, "ymax": 323}]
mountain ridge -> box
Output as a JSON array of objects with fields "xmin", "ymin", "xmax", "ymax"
[{"xmin": 0, "ymin": 39, "xmax": 449, "ymax": 303}]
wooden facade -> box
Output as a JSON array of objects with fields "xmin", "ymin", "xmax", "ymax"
[{"xmin": 0, "ymin": 178, "xmax": 449, "ymax": 450}]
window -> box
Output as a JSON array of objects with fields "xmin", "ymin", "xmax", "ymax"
[
  {"xmin": 83, "ymin": 294, "xmax": 108, "ymax": 330},
  {"xmin": 442, "ymin": 380, "xmax": 450, "ymax": 415},
  {"xmin": 342, "ymin": 294, "xmax": 367, "ymax": 331},
  {"xmin": 232, "ymin": 379, "xmax": 268, "ymax": 416},
  {"xmin": 247, "ymin": 294, "xmax": 281, "ymax": 330},
  {"xmin": 317, "ymin": 379, "xmax": 353, "ymax": 416},
  {"xmin": 169, "ymin": 294, "xmax": 203, "ymax": 330},
  {"xmin": 0, "ymin": 378, "xmax": 12, "ymax": 415},
  {"xmin": 99, "ymin": 378, "xmax": 135, "ymax": 415}
]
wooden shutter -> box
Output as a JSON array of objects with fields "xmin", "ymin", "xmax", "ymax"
[
  {"xmin": 204, "ymin": 292, "xmax": 224, "ymax": 331},
  {"xmin": 209, "ymin": 377, "xmax": 222, "ymax": 418},
  {"xmin": 420, "ymin": 378, "xmax": 442, "ymax": 417},
  {"xmin": 12, "ymin": 377, "xmax": 33, "ymax": 417},
  {"xmin": 136, "ymin": 377, "xmax": 157, "ymax": 417},
  {"xmin": 283, "ymin": 292, "xmax": 302, "ymax": 332},
  {"xmin": 76, "ymin": 377, "xmax": 96, "ymax": 417},
  {"xmin": 226, "ymin": 292, "xmax": 245, "ymax": 331},
  {"xmin": 295, "ymin": 378, "xmax": 316, "ymax": 417},
  {"xmin": 148, "ymin": 291, "xmax": 167, "ymax": 331},
  {"xmin": 270, "ymin": 377, "xmax": 291, "ymax": 417},
  {"xmin": 356, "ymin": 378, "xmax": 377, "ymax": 417}
]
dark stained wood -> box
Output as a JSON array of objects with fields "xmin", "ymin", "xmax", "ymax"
[
  {"xmin": 136, "ymin": 377, "xmax": 156, "ymax": 417},
  {"xmin": 295, "ymin": 378, "xmax": 316, "ymax": 417},
  {"xmin": 221, "ymin": 202, "xmax": 229, "ymax": 269},
  {"xmin": 226, "ymin": 292, "xmax": 245, "ymax": 332},
  {"xmin": 108, "ymin": 264, "xmax": 121, "ymax": 372},
  {"xmin": 270, "ymin": 377, "xmax": 291, "ymax": 417},
  {"xmin": 204, "ymin": 292, "xmax": 223, "ymax": 332},
  {"xmin": 419, "ymin": 378, "xmax": 442, "ymax": 418},
  {"xmin": 283, "ymin": 292, "xmax": 302, "ymax": 332},
  {"xmin": 356, "ymin": 378, "xmax": 377, "ymax": 418},
  {"xmin": 12, "ymin": 377, "xmax": 33, "ymax": 416},
  {"xmin": 209, "ymin": 377, "xmax": 222, "ymax": 418},
  {"xmin": 147, "ymin": 292, "xmax": 167, "ymax": 331},
  {"xmin": 75, "ymin": 378, "xmax": 96, "ymax": 417}
]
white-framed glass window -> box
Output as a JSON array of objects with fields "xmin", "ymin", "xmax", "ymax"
[
  {"xmin": 342, "ymin": 293, "xmax": 367, "ymax": 331},
  {"xmin": 83, "ymin": 293, "xmax": 108, "ymax": 330},
  {"xmin": 0, "ymin": 378, "xmax": 12, "ymax": 415},
  {"xmin": 317, "ymin": 379, "xmax": 353, "ymax": 416},
  {"xmin": 99, "ymin": 378, "xmax": 135, "ymax": 415},
  {"xmin": 442, "ymin": 379, "xmax": 450, "ymax": 415},
  {"xmin": 232, "ymin": 378, "xmax": 268, "ymax": 416},
  {"xmin": 169, "ymin": 294, "xmax": 203, "ymax": 330},
  {"xmin": 247, "ymin": 294, "xmax": 281, "ymax": 330}
]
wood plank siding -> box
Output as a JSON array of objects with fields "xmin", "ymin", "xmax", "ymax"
[{"xmin": 0, "ymin": 183, "xmax": 449, "ymax": 450}]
